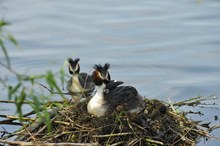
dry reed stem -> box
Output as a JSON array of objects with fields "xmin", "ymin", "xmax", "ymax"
[{"xmin": 0, "ymin": 139, "xmax": 98, "ymax": 146}]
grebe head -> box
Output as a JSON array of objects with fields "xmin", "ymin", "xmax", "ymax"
[
  {"xmin": 92, "ymin": 63, "xmax": 111, "ymax": 86},
  {"xmin": 67, "ymin": 58, "xmax": 80, "ymax": 74}
]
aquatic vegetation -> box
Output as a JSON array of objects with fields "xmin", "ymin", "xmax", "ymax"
[{"xmin": 0, "ymin": 95, "xmax": 219, "ymax": 145}]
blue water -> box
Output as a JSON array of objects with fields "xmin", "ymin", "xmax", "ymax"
[{"xmin": 1, "ymin": 0, "xmax": 220, "ymax": 145}]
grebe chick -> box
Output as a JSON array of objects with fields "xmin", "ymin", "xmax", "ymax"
[
  {"xmin": 66, "ymin": 58, "xmax": 95, "ymax": 98},
  {"xmin": 87, "ymin": 63, "xmax": 144, "ymax": 117}
]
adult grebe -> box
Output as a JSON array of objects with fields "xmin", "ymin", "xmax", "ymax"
[{"xmin": 87, "ymin": 63, "xmax": 144, "ymax": 117}]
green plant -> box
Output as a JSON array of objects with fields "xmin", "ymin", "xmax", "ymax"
[
  {"xmin": 0, "ymin": 20, "xmax": 18, "ymax": 68},
  {"xmin": 0, "ymin": 19, "xmax": 67, "ymax": 132}
]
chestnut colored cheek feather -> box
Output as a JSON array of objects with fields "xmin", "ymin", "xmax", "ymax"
[{"xmin": 93, "ymin": 71, "xmax": 103, "ymax": 85}]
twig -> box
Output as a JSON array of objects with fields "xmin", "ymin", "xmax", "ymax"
[
  {"xmin": 0, "ymin": 139, "xmax": 98, "ymax": 146},
  {"xmin": 0, "ymin": 100, "xmax": 33, "ymax": 104},
  {"xmin": 22, "ymin": 122, "xmax": 36, "ymax": 141},
  {"xmin": 132, "ymin": 122, "xmax": 148, "ymax": 133},
  {"xmin": 0, "ymin": 77, "xmax": 7, "ymax": 88},
  {"xmin": 0, "ymin": 129, "xmax": 45, "ymax": 140},
  {"xmin": 187, "ymin": 127, "xmax": 220, "ymax": 141},
  {"xmin": 92, "ymin": 132, "xmax": 133, "ymax": 138},
  {"xmin": 54, "ymin": 120, "xmax": 70, "ymax": 126},
  {"xmin": 186, "ymin": 110, "xmax": 204, "ymax": 116},
  {"xmin": 35, "ymin": 81, "xmax": 92, "ymax": 99},
  {"xmin": 58, "ymin": 111, "xmax": 93, "ymax": 130},
  {"xmin": 0, "ymin": 115, "xmax": 35, "ymax": 121},
  {"xmin": 22, "ymin": 110, "xmax": 37, "ymax": 117},
  {"xmin": 15, "ymin": 108, "xmax": 59, "ymax": 141},
  {"xmin": 128, "ymin": 138, "xmax": 140, "ymax": 146},
  {"xmin": 127, "ymin": 118, "xmax": 138, "ymax": 138},
  {"xmin": 205, "ymin": 134, "xmax": 220, "ymax": 141},
  {"xmin": 145, "ymin": 138, "xmax": 164, "ymax": 145},
  {"xmin": 0, "ymin": 109, "xmax": 42, "ymax": 126},
  {"xmin": 173, "ymin": 95, "xmax": 217, "ymax": 107},
  {"xmin": 167, "ymin": 97, "xmax": 176, "ymax": 112},
  {"xmin": 0, "ymin": 62, "xmax": 44, "ymax": 81},
  {"xmin": 0, "ymin": 62, "xmax": 19, "ymax": 75},
  {"xmin": 0, "ymin": 127, "xmax": 9, "ymax": 139},
  {"xmin": 198, "ymin": 106, "xmax": 219, "ymax": 109},
  {"xmin": 106, "ymin": 124, "xmax": 117, "ymax": 144},
  {"xmin": 0, "ymin": 110, "xmax": 38, "ymax": 126},
  {"xmin": 0, "ymin": 120, "xmax": 22, "ymax": 125},
  {"xmin": 35, "ymin": 82, "xmax": 70, "ymax": 95},
  {"xmin": 0, "ymin": 100, "xmax": 64, "ymax": 104},
  {"xmin": 209, "ymin": 124, "xmax": 220, "ymax": 132},
  {"xmin": 26, "ymin": 116, "xmax": 57, "ymax": 142},
  {"xmin": 109, "ymin": 141, "xmax": 124, "ymax": 146},
  {"xmin": 169, "ymin": 126, "xmax": 194, "ymax": 145}
]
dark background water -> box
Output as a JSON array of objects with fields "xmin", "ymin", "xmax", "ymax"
[{"xmin": 0, "ymin": 0, "xmax": 220, "ymax": 145}]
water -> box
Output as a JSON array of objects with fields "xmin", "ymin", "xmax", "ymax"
[{"xmin": 1, "ymin": 0, "xmax": 220, "ymax": 145}]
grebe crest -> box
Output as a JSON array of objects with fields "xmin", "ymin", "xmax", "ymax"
[{"xmin": 92, "ymin": 63, "xmax": 111, "ymax": 85}]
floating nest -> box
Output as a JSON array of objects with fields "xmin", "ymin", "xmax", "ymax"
[{"xmin": 10, "ymin": 97, "xmax": 212, "ymax": 146}]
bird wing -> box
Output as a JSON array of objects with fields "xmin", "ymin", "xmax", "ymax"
[
  {"xmin": 104, "ymin": 85, "xmax": 140, "ymax": 111},
  {"xmin": 105, "ymin": 80, "xmax": 124, "ymax": 91},
  {"xmin": 78, "ymin": 73, "xmax": 95, "ymax": 92}
]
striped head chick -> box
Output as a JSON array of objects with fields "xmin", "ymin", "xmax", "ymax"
[{"xmin": 66, "ymin": 58, "xmax": 95, "ymax": 99}]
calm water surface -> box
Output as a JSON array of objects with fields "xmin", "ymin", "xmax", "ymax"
[{"xmin": 1, "ymin": 0, "xmax": 220, "ymax": 145}]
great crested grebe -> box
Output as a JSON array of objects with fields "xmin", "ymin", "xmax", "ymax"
[
  {"xmin": 66, "ymin": 58, "xmax": 95, "ymax": 98},
  {"xmin": 87, "ymin": 63, "xmax": 144, "ymax": 117}
]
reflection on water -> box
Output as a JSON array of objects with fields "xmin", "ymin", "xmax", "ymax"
[{"xmin": 1, "ymin": 0, "xmax": 220, "ymax": 145}]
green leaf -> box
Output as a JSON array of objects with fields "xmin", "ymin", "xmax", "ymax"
[
  {"xmin": 8, "ymin": 83, "xmax": 22, "ymax": 100},
  {"xmin": 0, "ymin": 39, "xmax": 11, "ymax": 68},
  {"xmin": 60, "ymin": 68, "xmax": 65, "ymax": 90},
  {"xmin": 0, "ymin": 77, "xmax": 7, "ymax": 88},
  {"xmin": 18, "ymin": 74, "xmax": 45, "ymax": 81},
  {"xmin": 0, "ymin": 20, "xmax": 10, "ymax": 27},
  {"xmin": 45, "ymin": 71, "xmax": 65, "ymax": 99},
  {"xmin": 15, "ymin": 88, "xmax": 26, "ymax": 121},
  {"xmin": 44, "ymin": 108, "xmax": 52, "ymax": 133},
  {"xmin": 8, "ymin": 33, "xmax": 18, "ymax": 46},
  {"xmin": 31, "ymin": 95, "xmax": 42, "ymax": 117},
  {"xmin": 45, "ymin": 71, "xmax": 55, "ymax": 92},
  {"xmin": 31, "ymin": 78, "xmax": 35, "ymax": 85},
  {"xmin": 53, "ymin": 102, "xmax": 64, "ymax": 108}
]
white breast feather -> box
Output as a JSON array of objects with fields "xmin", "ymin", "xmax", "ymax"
[{"xmin": 87, "ymin": 84, "xmax": 107, "ymax": 117}]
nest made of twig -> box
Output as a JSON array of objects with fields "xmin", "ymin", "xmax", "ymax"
[{"xmin": 13, "ymin": 97, "xmax": 209, "ymax": 146}]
